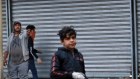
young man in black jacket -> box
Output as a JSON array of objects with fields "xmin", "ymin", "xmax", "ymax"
[
  {"xmin": 50, "ymin": 26, "xmax": 88, "ymax": 79},
  {"xmin": 26, "ymin": 25, "xmax": 43, "ymax": 79}
]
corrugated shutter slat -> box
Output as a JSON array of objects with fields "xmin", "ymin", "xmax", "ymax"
[{"xmin": 2, "ymin": 0, "xmax": 132, "ymax": 78}]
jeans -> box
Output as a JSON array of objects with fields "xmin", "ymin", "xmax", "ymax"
[{"xmin": 28, "ymin": 59, "xmax": 38, "ymax": 79}]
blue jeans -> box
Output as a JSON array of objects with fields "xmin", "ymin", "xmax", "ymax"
[{"xmin": 28, "ymin": 59, "xmax": 38, "ymax": 79}]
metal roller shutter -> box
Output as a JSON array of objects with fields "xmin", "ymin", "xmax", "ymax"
[
  {"xmin": 7, "ymin": 0, "xmax": 132, "ymax": 78},
  {"xmin": 2, "ymin": 0, "xmax": 8, "ymax": 77},
  {"xmin": 2, "ymin": 0, "xmax": 7, "ymax": 53},
  {"xmin": 137, "ymin": 0, "xmax": 140, "ymax": 77}
]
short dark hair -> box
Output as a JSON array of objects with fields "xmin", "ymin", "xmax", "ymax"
[
  {"xmin": 13, "ymin": 21, "xmax": 21, "ymax": 26},
  {"xmin": 26, "ymin": 24, "xmax": 36, "ymax": 30},
  {"xmin": 58, "ymin": 26, "xmax": 76, "ymax": 41}
]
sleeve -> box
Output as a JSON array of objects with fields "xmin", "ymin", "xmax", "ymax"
[
  {"xmin": 32, "ymin": 48, "xmax": 39, "ymax": 59},
  {"xmin": 81, "ymin": 55, "xmax": 86, "ymax": 74},
  {"xmin": 80, "ymin": 53, "xmax": 88, "ymax": 79},
  {"xmin": 4, "ymin": 41, "xmax": 9, "ymax": 61},
  {"xmin": 22, "ymin": 30, "xmax": 29, "ymax": 38},
  {"xmin": 32, "ymin": 48, "xmax": 41, "ymax": 53},
  {"xmin": 50, "ymin": 53, "xmax": 73, "ymax": 79},
  {"xmin": 29, "ymin": 37, "xmax": 39, "ymax": 59},
  {"xmin": 5, "ymin": 39, "xmax": 9, "ymax": 53},
  {"xmin": 4, "ymin": 34, "xmax": 12, "ymax": 53},
  {"xmin": 3, "ymin": 34, "xmax": 12, "ymax": 65},
  {"xmin": 4, "ymin": 37, "xmax": 9, "ymax": 62}
]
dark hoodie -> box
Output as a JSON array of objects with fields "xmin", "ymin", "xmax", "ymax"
[{"xmin": 50, "ymin": 47, "xmax": 87, "ymax": 79}]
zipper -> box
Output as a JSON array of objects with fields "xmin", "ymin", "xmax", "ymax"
[{"xmin": 72, "ymin": 51, "xmax": 75, "ymax": 58}]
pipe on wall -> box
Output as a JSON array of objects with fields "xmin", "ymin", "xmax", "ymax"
[{"xmin": 130, "ymin": 0, "xmax": 138, "ymax": 79}]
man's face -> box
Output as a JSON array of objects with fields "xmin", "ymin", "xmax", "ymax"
[
  {"xmin": 27, "ymin": 29, "xmax": 36, "ymax": 40},
  {"xmin": 14, "ymin": 24, "xmax": 21, "ymax": 33},
  {"xmin": 61, "ymin": 34, "xmax": 76, "ymax": 50}
]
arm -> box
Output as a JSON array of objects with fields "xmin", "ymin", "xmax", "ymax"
[
  {"xmin": 29, "ymin": 37, "xmax": 42, "ymax": 64},
  {"xmin": 80, "ymin": 54, "xmax": 88, "ymax": 79},
  {"xmin": 31, "ymin": 48, "xmax": 39, "ymax": 59},
  {"xmin": 31, "ymin": 48, "xmax": 42, "ymax": 64},
  {"xmin": 81, "ymin": 56, "xmax": 86, "ymax": 74},
  {"xmin": 22, "ymin": 30, "xmax": 30, "ymax": 38},
  {"xmin": 3, "ymin": 35, "xmax": 11, "ymax": 66},
  {"xmin": 50, "ymin": 54, "xmax": 73, "ymax": 79},
  {"xmin": 32, "ymin": 48, "xmax": 41, "ymax": 53},
  {"xmin": 29, "ymin": 37, "xmax": 39, "ymax": 59},
  {"xmin": 3, "ymin": 51, "xmax": 8, "ymax": 66}
]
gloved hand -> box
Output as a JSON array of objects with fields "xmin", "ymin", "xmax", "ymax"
[{"xmin": 72, "ymin": 72, "xmax": 85, "ymax": 79}]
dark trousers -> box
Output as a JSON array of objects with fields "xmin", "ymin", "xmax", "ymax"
[{"xmin": 28, "ymin": 59, "xmax": 38, "ymax": 79}]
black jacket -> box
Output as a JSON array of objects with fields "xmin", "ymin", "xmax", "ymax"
[
  {"xmin": 28, "ymin": 37, "xmax": 40, "ymax": 59},
  {"xmin": 50, "ymin": 47, "xmax": 87, "ymax": 79}
]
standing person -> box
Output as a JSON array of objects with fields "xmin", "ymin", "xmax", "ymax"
[
  {"xmin": 3, "ymin": 21, "xmax": 29, "ymax": 79},
  {"xmin": 26, "ymin": 24, "xmax": 43, "ymax": 79},
  {"xmin": 50, "ymin": 26, "xmax": 88, "ymax": 79}
]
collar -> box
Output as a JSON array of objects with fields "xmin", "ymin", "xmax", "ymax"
[{"xmin": 58, "ymin": 47, "xmax": 78, "ymax": 53}]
